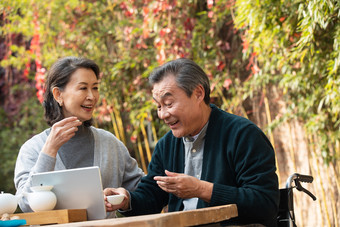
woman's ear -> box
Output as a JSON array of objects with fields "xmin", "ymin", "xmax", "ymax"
[{"xmin": 52, "ymin": 87, "xmax": 63, "ymax": 106}]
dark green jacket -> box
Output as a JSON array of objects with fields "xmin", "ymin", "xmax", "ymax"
[{"xmin": 125, "ymin": 104, "xmax": 279, "ymax": 226}]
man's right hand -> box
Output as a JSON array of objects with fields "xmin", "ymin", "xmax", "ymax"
[{"xmin": 103, "ymin": 187, "xmax": 130, "ymax": 212}]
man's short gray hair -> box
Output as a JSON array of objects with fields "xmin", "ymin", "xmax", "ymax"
[{"xmin": 149, "ymin": 58, "xmax": 210, "ymax": 104}]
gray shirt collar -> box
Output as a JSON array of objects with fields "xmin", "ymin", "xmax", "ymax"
[{"xmin": 183, "ymin": 121, "xmax": 209, "ymax": 146}]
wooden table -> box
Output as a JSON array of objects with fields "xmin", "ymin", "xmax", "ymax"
[
  {"xmin": 9, "ymin": 209, "xmax": 87, "ymax": 225},
  {"xmin": 47, "ymin": 204, "xmax": 238, "ymax": 227}
]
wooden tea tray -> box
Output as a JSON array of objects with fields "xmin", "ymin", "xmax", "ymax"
[{"xmin": 9, "ymin": 209, "xmax": 87, "ymax": 225}]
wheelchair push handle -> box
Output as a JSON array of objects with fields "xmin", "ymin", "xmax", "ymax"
[
  {"xmin": 296, "ymin": 174, "xmax": 313, "ymax": 183},
  {"xmin": 278, "ymin": 173, "xmax": 317, "ymax": 227},
  {"xmin": 286, "ymin": 173, "xmax": 317, "ymax": 201},
  {"xmin": 286, "ymin": 173, "xmax": 313, "ymax": 188}
]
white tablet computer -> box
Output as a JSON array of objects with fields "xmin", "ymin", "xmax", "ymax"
[{"xmin": 31, "ymin": 166, "xmax": 106, "ymax": 220}]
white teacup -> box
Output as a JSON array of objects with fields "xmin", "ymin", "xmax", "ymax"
[{"xmin": 107, "ymin": 194, "xmax": 125, "ymax": 205}]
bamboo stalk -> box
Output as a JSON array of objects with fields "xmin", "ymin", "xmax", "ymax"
[
  {"xmin": 287, "ymin": 120, "xmax": 297, "ymax": 172},
  {"xmin": 137, "ymin": 133, "xmax": 148, "ymax": 174},
  {"xmin": 326, "ymin": 163, "xmax": 338, "ymax": 227},
  {"xmin": 112, "ymin": 102, "xmax": 126, "ymax": 145},
  {"xmin": 329, "ymin": 135, "xmax": 340, "ymax": 225},
  {"xmin": 263, "ymin": 88, "xmax": 280, "ymax": 184},
  {"xmin": 285, "ymin": 114, "xmax": 302, "ymax": 226},
  {"xmin": 334, "ymin": 140, "xmax": 340, "ymax": 201},
  {"xmin": 289, "ymin": 120, "xmax": 302, "ymax": 226},
  {"xmin": 108, "ymin": 107, "xmax": 121, "ymax": 141},
  {"xmin": 149, "ymin": 113, "xmax": 158, "ymax": 144},
  {"xmin": 331, "ymin": 162, "xmax": 340, "ymax": 200},
  {"xmin": 336, "ymin": 139, "xmax": 340, "ymax": 179},
  {"xmin": 329, "ymin": 138, "xmax": 340, "ymax": 194},
  {"xmin": 140, "ymin": 116, "xmax": 152, "ymax": 163},
  {"xmin": 308, "ymin": 150, "xmax": 325, "ymax": 227},
  {"xmin": 310, "ymin": 135, "xmax": 332, "ymax": 227},
  {"xmin": 132, "ymin": 142, "xmax": 142, "ymax": 170},
  {"xmin": 328, "ymin": 138, "xmax": 339, "ymax": 227}
]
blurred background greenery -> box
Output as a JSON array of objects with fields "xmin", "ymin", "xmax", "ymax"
[{"xmin": 0, "ymin": 0, "xmax": 339, "ymax": 226}]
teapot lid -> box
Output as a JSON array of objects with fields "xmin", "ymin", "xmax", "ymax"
[{"xmin": 30, "ymin": 185, "xmax": 54, "ymax": 192}]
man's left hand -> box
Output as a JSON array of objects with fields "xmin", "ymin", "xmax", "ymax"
[{"xmin": 154, "ymin": 170, "xmax": 213, "ymax": 202}]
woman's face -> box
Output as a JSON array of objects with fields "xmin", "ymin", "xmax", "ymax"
[{"xmin": 57, "ymin": 68, "xmax": 99, "ymax": 122}]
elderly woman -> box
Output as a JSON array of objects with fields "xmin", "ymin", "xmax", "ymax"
[{"xmin": 14, "ymin": 57, "xmax": 144, "ymax": 216}]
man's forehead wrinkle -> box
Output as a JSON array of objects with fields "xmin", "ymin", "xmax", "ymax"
[
  {"xmin": 152, "ymin": 92, "xmax": 173, "ymax": 104},
  {"xmin": 161, "ymin": 92, "xmax": 173, "ymax": 99},
  {"xmin": 153, "ymin": 84, "xmax": 174, "ymax": 98}
]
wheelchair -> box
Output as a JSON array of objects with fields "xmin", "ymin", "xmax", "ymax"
[{"xmin": 277, "ymin": 173, "xmax": 317, "ymax": 227}]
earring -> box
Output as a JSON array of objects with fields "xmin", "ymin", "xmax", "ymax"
[{"xmin": 58, "ymin": 101, "xmax": 63, "ymax": 106}]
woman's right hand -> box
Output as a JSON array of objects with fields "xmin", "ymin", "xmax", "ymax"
[{"xmin": 42, "ymin": 116, "xmax": 83, "ymax": 157}]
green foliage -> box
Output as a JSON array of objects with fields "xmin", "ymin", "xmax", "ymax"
[
  {"xmin": 1, "ymin": 0, "xmax": 338, "ymax": 195},
  {"xmin": 1, "ymin": 0, "xmax": 248, "ymax": 183},
  {"xmin": 1, "ymin": 0, "xmax": 243, "ymax": 143},
  {"xmin": 0, "ymin": 89, "xmax": 47, "ymax": 194},
  {"xmin": 234, "ymin": 0, "xmax": 340, "ymax": 162}
]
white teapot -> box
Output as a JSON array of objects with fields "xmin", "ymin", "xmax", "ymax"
[
  {"xmin": 0, "ymin": 191, "xmax": 22, "ymax": 215},
  {"xmin": 23, "ymin": 185, "xmax": 57, "ymax": 212}
]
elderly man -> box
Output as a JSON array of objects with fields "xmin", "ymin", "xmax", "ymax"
[{"xmin": 104, "ymin": 58, "xmax": 279, "ymax": 226}]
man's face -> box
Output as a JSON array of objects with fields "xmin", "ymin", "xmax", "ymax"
[{"xmin": 152, "ymin": 75, "xmax": 202, "ymax": 138}]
